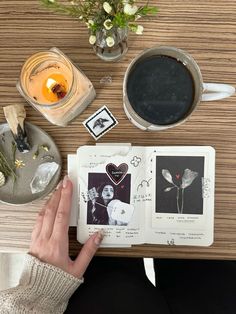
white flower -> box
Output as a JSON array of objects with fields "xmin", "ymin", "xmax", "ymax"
[
  {"xmin": 162, "ymin": 169, "xmax": 174, "ymax": 184},
  {"xmin": 130, "ymin": 156, "xmax": 141, "ymax": 167},
  {"xmin": 135, "ymin": 25, "xmax": 144, "ymax": 34},
  {"xmin": 122, "ymin": 0, "xmax": 129, "ymax": 4},
  {"xmin": 103, "ymin": 19, "xmax": 113, "ymax": 30},
  {"xmin": 124, "ymin": 4, "xmax": 138, "ymax": 15},
  {"xmin": 135, "ymin": 14, "xmax": 141, "ymax": 21},
  {"xmin": 86, "ymin": 19, "xmax": 94, "ymax": 28},
  {"xmin": 181, "ymin": 169, "xmax": 198, "ymax": 189},
  {"xmin": 89, "ymin": 35, "xmax": 96, "ymax": 45},
  {"xmin": 103, "ymin": 2, "xmax": 112, "ymax": 14},
  {"xmin": 106, "ymin": 36, "xmax": 115, "ymax": 47},
  {"xmin": 48, "ymin": 0, "xmax": 55, "ymax": 3}
]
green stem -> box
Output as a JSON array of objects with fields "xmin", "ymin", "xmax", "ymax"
[{"xmin": 0, "ymin": 151, "xmax": 16, "ymax": 179}]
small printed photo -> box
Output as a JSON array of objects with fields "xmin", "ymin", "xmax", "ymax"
[
  {"xmin": 86, "ymin": 172, "xmax": 132, "ymax": 226},
  {"xmin": 83, "ymin": 105, "xmax": 118, "ymax": 140},
  {"xmin": 155, "ymin": 156, "xmax": 205, "ymax": 215}
]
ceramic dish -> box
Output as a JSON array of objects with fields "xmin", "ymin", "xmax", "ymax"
[{"xmin": 0, "ymin": 122, "xmax": 61, "ymax": 205}]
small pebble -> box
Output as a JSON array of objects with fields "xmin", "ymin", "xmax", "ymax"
[
  {"xmin": 100, "ymin": 75, "xmax": 113, "ymax": 84},
  {"xmin": 0, "ymin": 171, "xmax": 6, "ymax": 187}
]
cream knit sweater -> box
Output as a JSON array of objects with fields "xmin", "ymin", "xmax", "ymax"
[{"xmin": 0, "ymin": 254, "xmax": 83, "ymax": 314}]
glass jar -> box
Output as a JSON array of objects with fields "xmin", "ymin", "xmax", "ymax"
[
  {"xmin": 16, "ymin": 47, "xmax": 96, "ymax": 126},
  {"xmin": 93, "ymin": 27, "xmax": 128, "ymax": 62}
]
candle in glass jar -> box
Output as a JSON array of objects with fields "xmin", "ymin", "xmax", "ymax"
[
  {"xmin": 17, "ymin": 48, "xmax": 96, "ymax": 126},
  {"xmin": 27, "ymin": 61, "xmax": 73, "ymax": 104}
]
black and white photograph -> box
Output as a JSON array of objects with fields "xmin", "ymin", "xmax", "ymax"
[
  {"xmin": 83, "ymin": 105, "xmax": 118, "ymax": 140},
  {"xmin": 86, "ymin": 172, "xmax": 131, "ymax": 225},
  {"xmin": 155, "ymin": 156, "xmax": 204, "ymax": 215}
]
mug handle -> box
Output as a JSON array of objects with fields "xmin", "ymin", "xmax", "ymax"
[{"xmin": 202, "ymin": 83, "xmax": 235, "ymax": 101}]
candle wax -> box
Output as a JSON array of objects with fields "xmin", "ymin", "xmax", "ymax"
[{"xmin": 27, "ymin": 62, "xmax": 73, "ymax": 105}]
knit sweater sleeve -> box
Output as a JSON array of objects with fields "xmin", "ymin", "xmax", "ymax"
[{"xmin": 0, "ymin": 254, "xmax": 83, "ymax": 314}]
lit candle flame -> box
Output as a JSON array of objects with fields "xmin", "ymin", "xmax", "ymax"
[
  {"xmin": 42, "ymin": 74, "xmax": 68, "ymax": 102},
  {"xmin": 46, "ymin": 78, "xmax": 57, "ymax": 91}
]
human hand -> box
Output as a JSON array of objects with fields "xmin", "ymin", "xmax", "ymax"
[{"xmin": 29, "ymin": 175, "xmax": 103, "ymax": 279}]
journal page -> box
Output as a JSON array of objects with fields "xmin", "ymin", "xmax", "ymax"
[
  {"xmin": 144, "ymin": 146, "xmax": 215, "ymax": 246},
  {"xmin": 76, "ymin": 145, "xmax": 147, "ymax": 245}
]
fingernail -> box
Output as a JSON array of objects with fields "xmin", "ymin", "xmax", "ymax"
[
  {"xmin": 56, "ymin": 180, "xmax": 62, "ymax": 190},
  {"xmin": 94, "ymin": 230, "xmax": 104, "ymax": 246},
  {"xmin": 63, "ymin": 175, "xmax": 69, "ymax": 188}
]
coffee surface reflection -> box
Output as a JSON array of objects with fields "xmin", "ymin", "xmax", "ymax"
[{"xmin": 126, "ymin": 55, "xmax": 195, "ymax": 125}]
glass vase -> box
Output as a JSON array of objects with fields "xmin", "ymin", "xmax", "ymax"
[{"xmin": 93, "ymin": 27, "xmax": 128, "ymax": 62}]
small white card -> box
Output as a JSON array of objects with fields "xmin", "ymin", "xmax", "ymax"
[
  {"xmin": 83, "ymin": 105, "xmax": 118, "ymax": 140},
  {"xmin": 108, "ymin": 200, "xmax": 135, "ymax": 225}
]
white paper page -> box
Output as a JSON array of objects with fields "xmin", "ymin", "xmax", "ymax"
[
  {"xmin": 76, "ymin": 145, "xmax": 146, "ymax": 245},
  {"xmin": 144, "ymin": 146, "xmax": 215, "ymax": 246}
]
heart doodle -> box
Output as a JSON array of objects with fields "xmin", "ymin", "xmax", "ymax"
[{"xmin": 106, "ymin": 163, "xmax": 128, "ymax": 185}]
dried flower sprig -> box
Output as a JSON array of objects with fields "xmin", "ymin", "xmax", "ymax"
[
  {"xmin": 33, "ymin": 144, "xmax": 50, "ymax": 160},
  {"xmin": 40, "ymin": 0, "xmax": 158, "ymax": 47},
  {"xmin": 14, "ymin": 159, "xmax": 25, "ymax": 169},
  {"xmin": 0, "ymin": 149, "xmax": 17, "ymax": 181}
]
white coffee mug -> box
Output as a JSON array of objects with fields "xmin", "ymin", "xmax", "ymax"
[{"xmin": 123, "ymin": 46, "xmax": 235, "ymax": 131}]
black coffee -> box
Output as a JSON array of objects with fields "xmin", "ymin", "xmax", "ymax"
[{"xmin": 126, "ymin": 55, "xmax": 195, "ymax": 125}]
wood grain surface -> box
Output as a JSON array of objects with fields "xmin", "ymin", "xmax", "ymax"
[{"xmin": 0, "ymin": 0, "xmax": 235, "ymax": 259}]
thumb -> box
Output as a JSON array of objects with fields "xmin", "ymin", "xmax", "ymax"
[{"xmin": 72, "ymin": 231, "xmax": 104, "ymax": 278}]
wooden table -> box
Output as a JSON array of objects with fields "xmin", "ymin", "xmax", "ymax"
[{"xmin": 0, "ymin": 0, "xmax": 235, "ymax": 259}]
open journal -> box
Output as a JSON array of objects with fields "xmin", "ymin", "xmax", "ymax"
[{"xmin": 68, "ymin": 145, "xmax": 215, "ymax": 247}]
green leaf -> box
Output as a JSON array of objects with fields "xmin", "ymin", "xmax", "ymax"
[{"xmin": 39, "ymin": 0, "xmax": 159, "ymax": 31}]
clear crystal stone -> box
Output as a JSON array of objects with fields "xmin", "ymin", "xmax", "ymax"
[
  {"xmin": 30, "ymin": 162, "xmax": 59, "ymax": 194},
  {"xmin": 100, "ymin": 75, "xmax": 113, "ymax": 84}
]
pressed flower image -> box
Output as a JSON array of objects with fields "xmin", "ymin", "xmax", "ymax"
[
  {"xmin": 155, "ymin": 156, "xmax": 204, "ymax": 215},
  {"xmin": 162, "ymin": 168, "xmax": 198, "ymax": 214}
]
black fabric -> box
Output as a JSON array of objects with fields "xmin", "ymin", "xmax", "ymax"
[
  {"xmin": 66, "ymin": 257, "xmax": 169, "ymax": 314},
  {"xmin": 65, "ymin": 257, "xmax": 236, "ymax": 314},
  {"xmin": 155, "ymin": 259, "xmax": 236, "ymax": 314}
]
